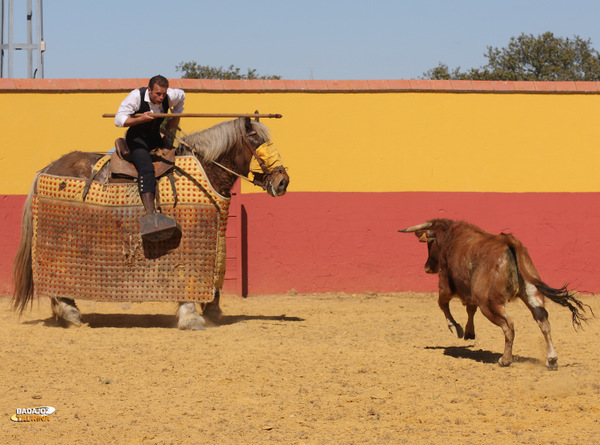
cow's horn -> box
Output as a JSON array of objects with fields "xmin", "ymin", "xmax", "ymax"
[{"xmin": 398, "ymin": 222, "xmax": 433, "ymax": 233}]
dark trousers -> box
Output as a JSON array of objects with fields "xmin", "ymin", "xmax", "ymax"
[{"xmin": 126, "ymin": 134, "xmax": 162, "ymax": 194}]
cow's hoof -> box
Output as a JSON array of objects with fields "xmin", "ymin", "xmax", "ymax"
[
  {"xmin": 449, "ymin": 324, "xmax": 464, "ymax": 339},
  {"xmin": 546, "ymin": 357, "xmax": 558, "ymax": 370},
  {"xmin": 464, "ymin": 332, "xmax": 475, "ymax": 340},
  {"xmin": 498, "ymin": 358, "xmax": 512, "ymax": 367}
]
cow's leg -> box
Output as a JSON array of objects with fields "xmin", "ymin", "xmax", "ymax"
[
  {"xmin": 521, "ymin": 284, "xmax": 558, "ymax": 370},
  {"xmin": 177, "ymin": 302, "xmax": 205, "ymax": 330},
  {"xmin": 438, "ymin": 294, "xmax": 464, "ymax": 338},
  {"xmin": 464, "ymin": 304, "xmax": 477, "ymax": 340},
  {"xmin": 50, "ymin": 297, "xmax": 82, "ymax": 326},
  {"xmin": 201, "ymin": 290, "xmax": 222, "ymax": 323},
  {"xmin": 478, "ymin": 302, "xmax": 515, "ymax": 366}
]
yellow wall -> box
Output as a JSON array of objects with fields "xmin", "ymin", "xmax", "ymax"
[{"xmin": 2, "ymin": 90, "xmax": 600, "ymax": 195}]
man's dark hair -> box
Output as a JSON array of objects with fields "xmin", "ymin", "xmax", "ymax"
[{"xmin": 149, "ymin": 75, "xmax": 169, "ymax": 89}]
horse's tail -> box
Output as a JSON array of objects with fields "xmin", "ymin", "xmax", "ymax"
[
  {"xmin": 505, "ymin": 233, "xmax": 593, "ymax": 330},
  {"xmin": 11, "ymin": 174, "xmax": 39, "ymax": 314}
]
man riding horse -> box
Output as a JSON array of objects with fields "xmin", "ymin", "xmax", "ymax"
[{"xmin": 114, "ymin": 74, "xmax": 185, "ymax": 238}]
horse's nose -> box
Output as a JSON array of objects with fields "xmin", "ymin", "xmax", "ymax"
[{"xmin": 278, "ymin": 177, "xmax": 289, "ymax": 193}]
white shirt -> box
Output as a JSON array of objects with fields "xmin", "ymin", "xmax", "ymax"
[{"xmin": 114, "ymin": 87, "xmax": 185, "ymax": 127}]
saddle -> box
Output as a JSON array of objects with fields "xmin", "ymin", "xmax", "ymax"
[{"xmin": 110, "ymin": 138, "xmax": 176, "ymax": 179}]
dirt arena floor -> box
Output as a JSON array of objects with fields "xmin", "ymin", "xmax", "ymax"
[{"xmin": 2, "ymin": 291, "xmax": 599, "ymax": 444}]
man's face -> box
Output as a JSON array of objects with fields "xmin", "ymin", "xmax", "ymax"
[{"xmin": 148, "ymin": 84, "xmax": 167, "ymax": 105}]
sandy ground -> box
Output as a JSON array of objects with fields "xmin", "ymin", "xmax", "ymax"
[{"xmin": 2, "ymin": 291, "xmax": 599, "ymax": 444}]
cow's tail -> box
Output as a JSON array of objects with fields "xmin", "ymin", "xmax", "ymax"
[
  {"xmin": 11, "ymin": 174, "xmax": 39, "ymax": 315},
  {"xmin": 505, "ymin": 234, "xmax": 593, "ymax": 330}
]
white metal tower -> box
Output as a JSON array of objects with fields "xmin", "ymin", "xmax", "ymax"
[{"xmin": 1, "ymin": 0, "xmax": 45, "ymax": 78}]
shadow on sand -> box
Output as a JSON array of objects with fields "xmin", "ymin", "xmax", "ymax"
[
  {"xmin": 24, "ymin": 313, "xmax": 304, "ymax": 329},
  {"xmin": 217, "ymin": 314, "xmax": 304, "ymax": 326},
  {"xmin": 425, "ymin": 345, "xmax": 541, "ymax": 366}
]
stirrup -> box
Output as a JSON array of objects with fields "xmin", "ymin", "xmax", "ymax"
[{"xmin": 139, "ymin": 213, "xmax": 180, "ymax": 242}]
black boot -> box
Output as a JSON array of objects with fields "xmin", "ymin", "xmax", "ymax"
[{"xmin": 139, "ymin": 192, "xmax": 180, "ymax": 241}]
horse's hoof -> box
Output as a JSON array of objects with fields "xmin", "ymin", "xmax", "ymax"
[
  {"xmin": 56, "ymin": 310, "xmax": 82, "ymax": 327},
  {"xmin": 546, "ymin": 357, "xmax": 558, "ymax": 370},
  {"xmin": 51, "ymin": 298, "xmax": 82, "ymax": 327},
  {"xmin": 449, "ymin": 324, "xmax": 464, "ymax": 339},
  {"xmin": 203, "ymin": 307, "xmax": 223, "ymax": 323},
  {"xmin": 178, "ymin": 317, "xmax": 206, "ymax": 331},
  {"xmin": 464, "ymin": 332, "xmax": 475, "ymax": 340},
  {"xmin": 65, "ymin": 318, "xmax": 82, "ymax": 328},
  {"xmin": 177, "ymin": 302, "xmax": 206, "ymax": 330}
]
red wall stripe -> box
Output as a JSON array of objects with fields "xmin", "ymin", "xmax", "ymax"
[
  {"xmin": 240, "ymin": 191, "xmax": 600, "ymax": 295},
  {"xmin": 2, "ymin": 191, "xmax": 599, "ymax": 296},
  {"xmin": 0, "ymin": 195, "xmax": 27, "ymax": 294}
]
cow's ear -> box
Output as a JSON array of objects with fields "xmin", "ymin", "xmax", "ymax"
[{"xmin": 415, "ymin": 230, "xmax": 428, "ymax": 243}]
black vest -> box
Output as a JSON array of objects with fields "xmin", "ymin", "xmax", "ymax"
[{"xmin": 126, "ymin": 87, "xmax": 170, "ymax": 143}]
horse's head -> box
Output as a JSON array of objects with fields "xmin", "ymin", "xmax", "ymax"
[
  {"xmin": 180, "ymin": 117, "xmax": 290, "ymax": 197},
  {"xmin": 239, "ymin": 118, "xmax": 289, "ymax": 197}
]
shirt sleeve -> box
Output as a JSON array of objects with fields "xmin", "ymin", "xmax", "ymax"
[
  {"xmin": 114, "ymin": 89, "xmax": 140, "ymax": 127},
  {"xmin": 168, "ymin": 88, "xmax": 185, "ymax": 114}
]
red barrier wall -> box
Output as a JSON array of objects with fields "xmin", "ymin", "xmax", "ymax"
[
  {"xmin": 3, "ymin": 191, "xmax": 598, "ymax": 296},
  {"xmin": 241, "ymin": 192, "xmax": 600, "ymax": 295},
  {"xmin": 0, "ymin": 196, "xmax": 26, "ymax": 294}
]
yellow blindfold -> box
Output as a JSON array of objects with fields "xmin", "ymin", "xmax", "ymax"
[{"xmin": 249, "ymin": 142, "xmax": 284, "ymax": 174}]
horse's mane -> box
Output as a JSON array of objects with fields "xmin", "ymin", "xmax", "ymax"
[{"xmin": 179, "ymin": 118, "xmax": 270, "ymax": 161}]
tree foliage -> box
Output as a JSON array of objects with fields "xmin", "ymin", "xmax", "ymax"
[
  {"xmin": 176, "ymin": 61, "xmax": 281, "ymax": 80},
  {"xmin": 423, "ymin": 32, "xmax": 600, "ymax": 81}
]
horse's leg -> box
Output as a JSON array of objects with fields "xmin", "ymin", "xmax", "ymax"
[
  {"xmin": 201, "ymin": 290, "xmax": 223, "ymax": 323},
  {"xmin": 464, "ymin": 304, "xmax": 478, "ymax": 340},
  {"xmin": 177, "ymin": 302, "xmax": 205, "ymax": 330},
  {"xmin": 50, "ymin": 297, "xmax": 82, "ymax": 326}
]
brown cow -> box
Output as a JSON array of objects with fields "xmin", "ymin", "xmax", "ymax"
[{"xmin": 400, "ymin": 218, "xmax": 591, "ymax": 369}]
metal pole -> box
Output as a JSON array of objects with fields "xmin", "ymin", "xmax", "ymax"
[
  {"xmin": 36, "ymin": 0, "xmax": 43, "ymax": 78},
  {"xmin": 27, "ymin": 0, "xmax": 32, "ymax": 78},
  {"xmin": 7, "ymin": 0, "xmax": 13, "ymax": 78},
  {"xmin": 103, "ymin": 113, "xmax": 284, "ymax": 119},
  {"xmin": 1, "ymin": 0, "xmax": 4, "ymax": 78}
]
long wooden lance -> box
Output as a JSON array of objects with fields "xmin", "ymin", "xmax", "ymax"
[{"xmin": 102, "ymin": 113, "xmax": 283, "ymax": 119}]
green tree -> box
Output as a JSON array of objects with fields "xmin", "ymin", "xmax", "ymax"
[
  {"xmin": 176, "ymin": 62, "xmax": 281, "ymax": 80},
  {"xmin": 423, "ymin": 32, "xmax": 600, "ymax": 81}
]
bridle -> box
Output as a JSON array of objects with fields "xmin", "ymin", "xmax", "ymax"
[
  {"xmin": 240, "ymin": 131, "xmax": 287, "ymax": 192},
  {"xmin": 242, "ymin": 131, "xmax": 268, "ymax": 174}
]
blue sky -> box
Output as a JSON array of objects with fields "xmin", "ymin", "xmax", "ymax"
[{"xmin": 5, "ymin": 0, "xmax": 600, "ymax": 80}]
